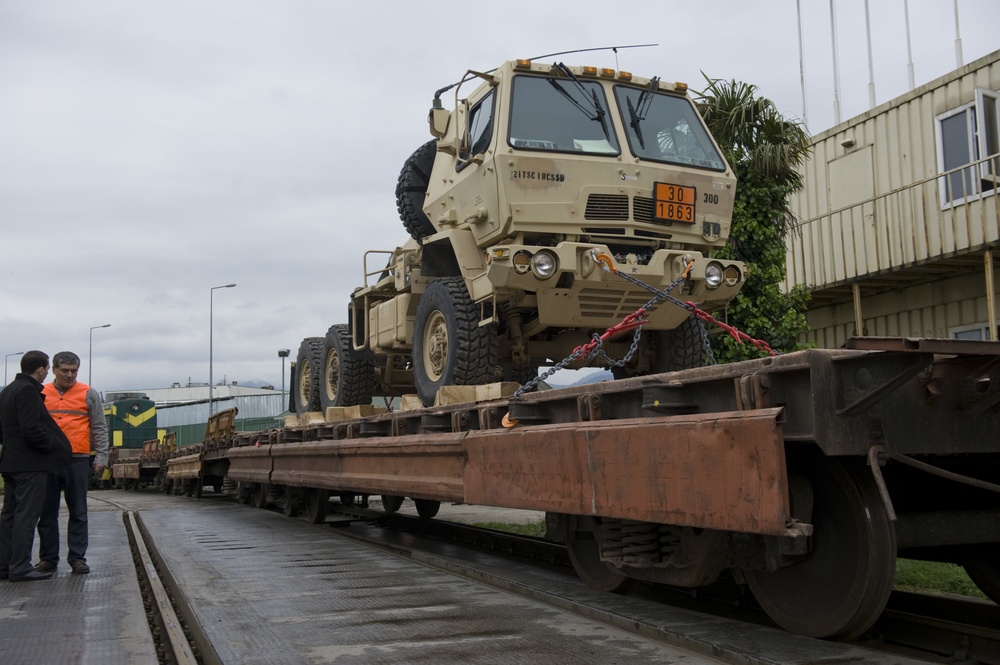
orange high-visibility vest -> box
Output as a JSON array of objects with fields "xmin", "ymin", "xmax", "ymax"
[{"xmin": 42, "ymin": 382, "xmax": 92, "ymax": 455}]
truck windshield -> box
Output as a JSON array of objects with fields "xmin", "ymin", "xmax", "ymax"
[
  {"xmin": 614, "ymin": 86, "xmax": 727, "ymax": 171},
  {"xmin": 508, "ymin": 75, "xmax": 620, "ymax": 155}
]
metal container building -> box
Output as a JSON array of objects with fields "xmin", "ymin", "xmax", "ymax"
[{"xmin": 785, "ymin": 49, "xmax": 1000, "ymax": 347}]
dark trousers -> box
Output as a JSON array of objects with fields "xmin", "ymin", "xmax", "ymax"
[
  {"xmin": 37, "ymin": 456, "xmax": 91, "ymax": 564},
  {"xmin": 0, "ymin": 470, "xmax": 47, "ymax": 578}
]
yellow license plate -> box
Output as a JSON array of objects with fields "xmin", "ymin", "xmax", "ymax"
[{"xmin": 653, "ymin": 182, "xmax": 696, "ymax": 223}]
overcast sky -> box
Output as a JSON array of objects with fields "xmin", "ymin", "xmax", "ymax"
[{"xmin": 2, "ymin": 0, "xmax": 998, "ymax": 393}]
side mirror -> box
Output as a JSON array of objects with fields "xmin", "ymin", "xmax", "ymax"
[{"xmin": 428, "ymin": 107, "xmax": 450, "ymax": 139}]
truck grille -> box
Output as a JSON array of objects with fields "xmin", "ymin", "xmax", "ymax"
[
  {"xmin": 632, "ymin": 196, "xmax": 654, "ymax": 222},
  {"xmin": 579, "ymin": 287, "xmax": 651, "ymax": 319},
  {"xmin": 585, "ymin": 194, "xmax": 662, "ymax": 225},
  {"xmin": 585, "ymin": 194, "xmax": 629, "ymax": 220}
]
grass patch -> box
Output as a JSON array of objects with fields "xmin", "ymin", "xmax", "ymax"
[
  {"xmin": 474, "ymin": 520, "xmax": 546, "ymax": 537},
  {"xmin": 895, "ymin": 558, "xmax": 986, "ymax": 599}
]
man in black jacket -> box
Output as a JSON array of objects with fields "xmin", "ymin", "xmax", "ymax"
[{"xmin": 0, "ymin": 350, "xmax": 72, "ymax": 582}]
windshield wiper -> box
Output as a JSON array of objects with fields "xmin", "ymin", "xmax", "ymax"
[
  {"xmin": 552, "ymin": 62, "xmax": 610, "ymax": 141},
  {"xmin": 627, "ymin": 76, "xmax": 659, "ymax": 150}
]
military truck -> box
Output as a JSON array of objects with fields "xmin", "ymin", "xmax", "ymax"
[{"xmin": 295, "ymin": 58, "xmax": 748, "ymax": 412}]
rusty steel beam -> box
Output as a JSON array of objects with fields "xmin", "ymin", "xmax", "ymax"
[
  {"xmin": 465, "ymin": 408, "xmax": 790, "ymax": 536},
  {"xmin": 267, "ymin": 438, "xmax": 465, "ymax": 502},
  {"xmin": 113, "ymin": 462, "xmax": 140, "ymax": 480},
  {"xmin": 227, "ymin": 408, "xmax": 789, "ymax": 536},
  {"xmin": 845, "ymin": 336, "xmax": 1000, "ymax": 356},
  {"xmin": 166, "ymin": 452, "xmax": 203, "ymax": 480},
  {"xmin": 226, "ymin": 445, "xmax": 272, "ymax": 484}
]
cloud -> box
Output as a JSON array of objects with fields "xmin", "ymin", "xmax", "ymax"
[{"xmin": 2, "ymin": 0, "xmax": 998, "ymax": 391}]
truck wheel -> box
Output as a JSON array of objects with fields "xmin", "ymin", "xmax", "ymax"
[
  {"xmin": 396, "ymin": 140, "xmax": 437, "ymax": 240},
  {"xmin": 653, "ymin": 315, "xmax": 710, "ymax": 373},
  {"xmin": 612, "ymin": 315, "xmax": 708, "ymax": 379},
  {"xmin": 413, "ymin": 277, "xmax": 498, "ymax": 406},
  {"xmin": 320, "ymin": 324, "xmax": 375, "ymax": 410},
  {"xmin": 503, "ymin": 363, "xmax": 538, "ymax": 386},
  {"xmin": 295, "ymin": 337, "xmax": 324, "ymax": 415}
]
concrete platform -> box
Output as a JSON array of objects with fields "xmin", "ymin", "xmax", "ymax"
[
  {"xmin": 141, "ymin": 502, "xmax": 729, "ymax": 664},
  {"xmin": 0, "ymin": 508, "xmax": 156, "ymax": 665},
  {"xmin": 0, "ymin": 492, "xmax": 941, "ymax": 665}
]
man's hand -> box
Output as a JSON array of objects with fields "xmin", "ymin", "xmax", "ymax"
[{"xmin": 93, "ymin": 463, "xmax": 106, "ymax": 477}]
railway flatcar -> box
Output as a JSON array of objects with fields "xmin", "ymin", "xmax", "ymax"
[{"xmin": 146, "ymin": 338, "xmax": 1000, "ymax": 640}]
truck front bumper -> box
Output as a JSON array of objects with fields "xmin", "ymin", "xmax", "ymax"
[{"xmin": 480, "ymin": 242, "xmax": 747, "ymax": 329}]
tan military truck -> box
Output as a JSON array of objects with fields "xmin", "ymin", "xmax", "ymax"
[{"xmin": 295, "ymin": 59, "xmax": 747, "ymax": 412}]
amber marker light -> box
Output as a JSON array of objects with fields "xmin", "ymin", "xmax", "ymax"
[
  {"xmin": 618, "ymin": 70, "xmax": 632, "ymax": 81},
  {"xmin": 515, "ymin": 59, "xmax": 532, "ymax": 69}
]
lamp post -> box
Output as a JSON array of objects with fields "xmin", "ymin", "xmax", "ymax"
[
  {"xmin": 89, "ymin": 324, "xmax": 111, "ymax": 386},
  {"xmin": 5, "ymin": 351, "xmax": 24, "ymax": 386},
  {"xmin": 209, "ymin": 283, "xmax": 237, "ymax": 419},
  {"xmin": 278, "ymin": 349, "xmax": 290, "ymax": 412}
]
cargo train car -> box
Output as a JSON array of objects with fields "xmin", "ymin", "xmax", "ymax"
[{"xmin": 142, "ymin": 338, "xmax": 1000, "ymax": 640}]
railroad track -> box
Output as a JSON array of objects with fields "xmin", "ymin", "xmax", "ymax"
[{"xmin": 92, "ymin": 493, "xmax": 211, "ymax": 664}]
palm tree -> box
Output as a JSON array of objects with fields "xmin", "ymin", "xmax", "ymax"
[
  {"xmin": 694, "ymin": 77, "xmax": 812, "ymax": 361},
  {"xmin": 697, "ymin": 76, "xmax": 810, "ymax": 188}
]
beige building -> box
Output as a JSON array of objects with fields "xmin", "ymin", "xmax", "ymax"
[{"xmin": 785, "ymin": 49, "xmax": 1000, "ymax": 347}]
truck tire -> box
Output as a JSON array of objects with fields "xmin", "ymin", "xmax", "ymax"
[
  {"xmin": 612, "ymin": 315, "xmax": 709, "ymax": 380},
  {"xmin": 413, "ymin": 277, "xmax": 498, "ymax": 406},
  {"xmin": 396, "ymin": 140, "xmax": 437, "ymax": 240},
  {"xmin": 320, "ymin": 323, "xmax": 375, "ymax": 410},
  {"xmin": 655, "ymin": 315, "xmax": 710, "ymax": 372},
  {"xmin": 295, "ymin": 336, "xmax": 323, "ymax": 415}
]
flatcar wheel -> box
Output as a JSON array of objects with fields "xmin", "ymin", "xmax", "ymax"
[
  {"xmin": 339, "ymin": 492, "xmax": 355, "ymax": 507},
  {"xmin": 382, "ymin": 495, "xmax": 404, "ymax": 514},
  {"xmin": 251, "ymin": 483, "xmax": 269, "ymax": 509},
  {"xmin": 283, "ymin": 489, "xmax": 302, "ymax": 517},
  {"xmin": 414, "ymin": 499, "xmax": 440, "ymax": 520},
  {"xmin": 961, "ymin": 543, "xmax": 1000, "ymax": 604},
  {"xmin": 744, "ymin": 455, "xmax": 896, "ymax": 639},
  {"xmin": 304, "ymin": 488, "xmax": 329, "ymax": 524},
  {"xmin": 565, "ymin": 517, "xmax": 637, "ymax": 594},
  {"xmin": 236, "ymin": 483, "xmax": 253, "ymax": 505}
]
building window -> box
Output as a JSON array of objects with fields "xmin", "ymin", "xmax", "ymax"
[
  {"xmin": 949, "ymin": 322, "xmax": 998, "ymax": 341},
  {"xmin": 936, "ymin": 87, "xmax": 1000, "ymax": 207}
]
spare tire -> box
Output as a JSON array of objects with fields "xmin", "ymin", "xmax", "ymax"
[{"xmin": 395, "ymin": 140, "xmax": 437, "ymax": 240}]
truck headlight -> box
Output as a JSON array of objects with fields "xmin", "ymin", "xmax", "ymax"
[
  {"xmin": 705, "ymin": 262, "xmax": 724, "ymax": 289},
  {"xmin": 530, "ymin": 250, "xmax": 558, "ymax": 279}
]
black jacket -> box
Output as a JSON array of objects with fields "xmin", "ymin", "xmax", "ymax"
[{"xmin": 0, "ymin": 372, "xmax": 72, "ymax": 473}]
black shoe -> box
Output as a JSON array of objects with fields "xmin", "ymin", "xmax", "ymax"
[
  {"xmin": 34, "ymin": 560, "xmax": 57, "ymax": 573},
  {"xmin": 0, "ymin": 569, "xmax": 7, "ymax": 581},
  {"xmin": 70, "ymin": 560, "xmax": 90, "ymax": 575},
  {"xmin": 10, "ymin": 570, "xmax": 54, "ymax": 582}
]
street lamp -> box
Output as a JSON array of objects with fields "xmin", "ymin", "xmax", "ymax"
[
  {"xmin": 4, "ymin": 351, "xmax": 24, "ymax": 386},
  {"xmin": 278, "ymin": 349, "xmax": 290, "ymax": 412},
  {"xmin": 89, "ymin": 324, "xmax": 111, "ymax": 386},
  {"xmin": 209, "ymin": 283, "xmax": 237, "ymax": 419}
]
